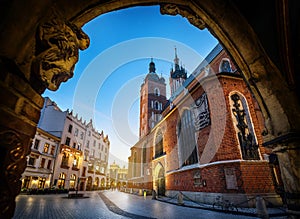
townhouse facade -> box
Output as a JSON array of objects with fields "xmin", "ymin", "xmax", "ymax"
[
  {"xmin": 21, "ymin": 97, "xmax": 110, "ymax": 191},
  {"xmin": 108, "ymin": 161, "xmax": 128, "ymax": 189},
  {"xmin": 21, "ymin": 128, "xmax": 60, "ymax": 190}
]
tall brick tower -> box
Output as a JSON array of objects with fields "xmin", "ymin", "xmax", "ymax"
[
  {"xmin": 139, "ymin": 59, "xmax": 167, "ymax": 138},
  {"xmin": 169, "ymin": 48, "xmax": 187, "ymax": 96}
]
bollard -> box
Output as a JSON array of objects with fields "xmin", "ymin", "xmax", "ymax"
[
  {"xmin": 177, "ymin": 192, "xmax": 184, "ymax": 205},
  {"xmin": 143, "ymin": 190, "xmax": 147, "ymax": 199},
  {"xmin": 256, "ymin": 195, "xmax": 269, "ymax": 219},
  {"xmin": 139, "ymin": 189, "xmax": 143, "ymax": 196}
]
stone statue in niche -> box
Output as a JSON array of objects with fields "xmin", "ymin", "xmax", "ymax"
[
  {"xmin": 191, "ymin": 93, "xmax": 210, "ymax": 131},
  {"xmin": 231, "ymin": 94, "xmax": 259, "ymax": 160},
  {"xmin": 32, "ymin": 10, "xmax": 90, "ymax": 91}
]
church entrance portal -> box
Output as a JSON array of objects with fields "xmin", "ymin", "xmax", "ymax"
[{"xmin": 154, "ymin": 163, "xmax": 165, "ymax": 196}]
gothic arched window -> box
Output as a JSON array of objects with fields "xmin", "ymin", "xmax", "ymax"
[
  {"xmin": 155, "ymin": 101, "xmax": 161, "ymax": 110},
  {"xmin": 154, "ymin": 87, "xmax": 160, "ymax": 96},
  {"xmin": 133, "ymin": 151, "xmax": 137, "ymax": 177},
  {"xmin": 230, "ymin": 93, "xmax": 260, "ymax": 160},
  {"xmin": 220, "ymin": 59, "xmax": 232, "ymax": 73},
  {"xmin": 178, "ymin": 110, "xmax": 198, "ymax": 167},
  {"xmin": 154, "ymin": 129, "xmax": 164, "ymax": 158},
  {"xmin": 141, "ymin": 144, "xmax": 147, "ymax": 175}
]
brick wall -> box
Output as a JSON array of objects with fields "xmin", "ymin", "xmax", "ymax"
[{"xmin": 166, "ymin": 161, "xmax": 275, "ymax": 194}]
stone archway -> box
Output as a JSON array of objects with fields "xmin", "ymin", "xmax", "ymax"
[
  {"xmin": 153, "ymin": 162, "xmax": 165, "ymax": 196},
  {"xmin": 100, "ymin": 178, "xmax": 105, "ymax": 188},
  {"xmin": 0, "ymin": 0, "xmax": 299, "ymax": 217},
  {"xmin": 94, "ymin": 177, "xmax": 99, "ymax": 190}
]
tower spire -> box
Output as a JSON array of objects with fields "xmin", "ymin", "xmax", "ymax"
[
  {"xmin": 149, "ymin": 57, "xmax": 156, "ymax": 73},
  {"xmin": 174, "ymin": 46, "xmax": 179, "ymax": 66}
]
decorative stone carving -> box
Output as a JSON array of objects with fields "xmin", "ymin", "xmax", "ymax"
[
  {"xmin": 0, "ymin": 131, "xmax": 26, "ymax": 218},
  {"xmin": 160, "ymin": 4, "xmax": 206, "ymax": 30},
  {"xmin": 191, "ymin": 93, "xmax": 210, "ymax": 131},
  {"xmin": 231, "ymin": 94, "xmax": 259, "ymax": 160},
  {"xmin": 32, "ymin": 11, "xmax": 90, "ymax": 91}
]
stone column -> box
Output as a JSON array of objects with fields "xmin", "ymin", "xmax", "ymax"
[
  {"xmin": 263, "ymin": 134, "xmax": 300, "ymax": 215},
  {"xmin": 0, "ymin": 58, "xmax": 44, "ymax": 218},
  {"xmin": 0, "ymin": 9, "xmax": 89, "ymax": 218}
]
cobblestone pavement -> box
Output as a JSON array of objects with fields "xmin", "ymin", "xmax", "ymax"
[
  {"xmin": 101, "ymin": 191, "xmax": 257, "ymax": 219},
  {"xmin": 13, "ymin": 192, "xmax": 127, "ymax": 219},
  {"xmin": 13, "ymin": 191, "xmax": 284, "ymax": 219}
]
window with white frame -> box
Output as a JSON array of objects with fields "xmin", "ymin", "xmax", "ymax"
[
  {"xmin": 74, "ymin": 128, "xmax": 78, "ymax": 136},
  {"xmin": 155, "ymin": 101, "xmax": 161, "ymax": 110},
  {"xmin": 65, "ymin": 137, "xmax": 70, "ymax": 146},
  {"xmin": 68, "ymin": 124, "xmax": 73, "ymax": 133},
  {"xmin": 33, "ymin": 139, "xmax": 40, "ymax": 150},
  {"xmin": 154, "ymin": 87, "xmax": 160, "ymax": 96}
]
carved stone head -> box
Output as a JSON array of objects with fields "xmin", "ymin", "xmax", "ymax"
[{"xmin": 32, "ymin": 12, "xmax": 90, "ymax": 91}]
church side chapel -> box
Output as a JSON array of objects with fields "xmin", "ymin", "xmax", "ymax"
[{"xmin": 127, "ymin": 43, "xmax": 282, "ymax": 207}]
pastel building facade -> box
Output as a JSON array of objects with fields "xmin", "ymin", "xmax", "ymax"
[
  {"xmin": 35, "ymin": 97, "xmax": 110, "ymax": 190},
  {"xmin": 21, "ymin": 128, "xmax": 60, "ymax": 189}
]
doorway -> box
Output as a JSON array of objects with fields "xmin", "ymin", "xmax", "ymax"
[{"xmin": 154, "ymin": 163, "xmax": 165, "ymax": 196}]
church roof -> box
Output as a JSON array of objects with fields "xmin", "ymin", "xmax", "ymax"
[
  {"xmin": 164, "ymin": 43, "xmax": 223, "ymax": 109},
  {"xmin": 170, "ymin": 47, "xmax": 187, "ymax": 79}
]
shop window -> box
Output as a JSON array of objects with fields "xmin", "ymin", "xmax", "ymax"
[
  {"xmin": 38, "ymin": 177, "xmax": 46, "ymax": 189},
  {"xmin": 69, "ymin": 174, "xmax": 76, "ymax": 189},
  {"xmin": 22, "ymin": 176, "xmax": 31, "ymax": 189},
  {"xmin": 57, "ymin": 173, "xmax": 66, "ymax": 188}
]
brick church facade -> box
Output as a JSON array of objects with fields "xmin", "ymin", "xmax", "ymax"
[{"xmin": 127, "ymin": 44, "xmax": 282, "ymax": 207}]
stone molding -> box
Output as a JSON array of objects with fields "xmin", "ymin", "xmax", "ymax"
[{"xmin": 160, "ymin": 3, "xmax": 206, "ymax": 30}]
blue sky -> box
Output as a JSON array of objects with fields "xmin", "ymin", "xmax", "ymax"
[{"xmin": 43, "ymin": 6, "xmax": 218, "ymax": 166}]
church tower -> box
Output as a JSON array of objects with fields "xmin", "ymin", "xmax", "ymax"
[
  {"xmin": 169, "ymin": 48, "xmax": 187, "ymax": 96},
  {"xmin": 139, "ymin": 59, "xmax": 167, "ymax": 138}
]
